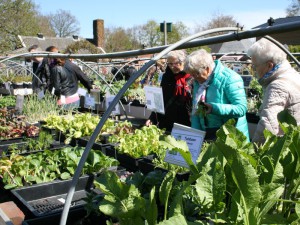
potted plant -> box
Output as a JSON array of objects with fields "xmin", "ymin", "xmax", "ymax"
[{"xmin": 22, "ymin": 92, "xmax": 63, "ymax": 125}]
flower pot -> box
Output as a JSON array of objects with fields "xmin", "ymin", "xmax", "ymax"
[
  {"xmin": 246, "ymin": 112, "xmax": 260, "ymax": 123},
  {"xmin": 11, "ymin": 174, "xmax": 98, "ymax": 218},
  {"xmin": 24, "ymin": 82, "xmax": 33, "ymax": 89},
  {"xmin": 12, "ymin": 82, "xmax": 24, "ymax": 89}
]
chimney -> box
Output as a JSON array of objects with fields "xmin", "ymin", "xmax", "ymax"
[
  {"xmin": 37, "ymin": 33, "xmax": 43, "ymax": 39},
  {"xmin": 93, "ymin": 19, "xmax": 104, "ymax": 48}
]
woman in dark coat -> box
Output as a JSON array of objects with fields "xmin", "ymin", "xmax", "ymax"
[{"xmin": 145, "ymin": 50, "xmax": 193, "ymax": 132}]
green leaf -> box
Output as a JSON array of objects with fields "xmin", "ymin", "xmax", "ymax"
[
  {"xmin": 159, "ymin": 135, "xmax": 198, "ymax": 174},
  {"xmin": 158, "ymin": 215, "xmax": 188, "ymax": 225},
  {"xmin": 95, "ymin": 171, "xmax": 145, "ymax": 221},
  {"xmin": 145, "ymin": 186, "xmax": 158, "ymax": 225},
  {"xmin": 159, "ymin": 171, "xmax": 176, "ymax": 220},
  {"xmin": 194, "ymin": 158, "xmax": 226, "ymax": 213},
  {"xmin": 60, "ymin": 172, "xmax": 71, "ymax": 180},
  {"xmin": 277, "ymin": 110, "xmax": 297, "ymax": 126}
]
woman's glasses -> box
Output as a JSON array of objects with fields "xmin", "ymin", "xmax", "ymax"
[{"xmin": 167, "ymin": 61, "xmax": 181, "ymax": 66}]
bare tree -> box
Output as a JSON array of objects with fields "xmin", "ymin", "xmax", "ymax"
[
  {"xmin": 204, "ymin": 12, "xmax": 238, "ymax": 30},
  {"xmin": 286, "ymin": 0, "xmax": 300, "ymax": 16},
  {"xmin": 47, "ymin": 9, "xmax": 80, "ymax": 37},
  {"xmin": 193, "ymin": 12, "xmax": 239, "ymax": 37}
]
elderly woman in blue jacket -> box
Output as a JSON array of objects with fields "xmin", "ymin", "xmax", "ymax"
[{"xmin": 184, "ymin": 49, "xmax": 249, "ymax": 141}]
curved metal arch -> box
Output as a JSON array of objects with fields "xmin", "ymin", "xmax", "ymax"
[
  {"xmin": 74, "ymin": 59, "xmax": 129, "ymax": 118},
  {"xmin": 0, "ymin": 59, "xmax": 43, "ymax": 85},
  {"xmin": 263, "ymin": 35, "xmax": 300, "ymax": 68},
  {"xmin": 59, "ymin": 26, "xmax": 241, "ymax": 225}
]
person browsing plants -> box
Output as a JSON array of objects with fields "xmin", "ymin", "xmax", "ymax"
[
  {"xmin": 247, "ymin": 38, "xmax": 300, "ymax": 145},
  {"xmin": 184, "ymin": 49, "xmax": 249, "ymax": 141},
  {"xmin": 145, "ymin": 50, "xmax": 193, "ymax": 132}
]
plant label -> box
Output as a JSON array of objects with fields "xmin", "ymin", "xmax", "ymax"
[
  {"xmin": 143, "ymin": 85, "xmax": 165, "ymax": 114},
  {"xmin": 164, "ymin": 123, "xmax": 206, "ymax": 167}
]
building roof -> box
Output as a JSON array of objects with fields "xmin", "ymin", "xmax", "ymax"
[
  {"xmin": 12, "ymin": 34, "xmax": 81, "ymax": 54},
  {"xmin": 253, "ymin": 16, "xmax": 300, "ymax": 29},
  {"xmin": 252, "ymin": 16, "xmax": 300, "ymax": 45},
  {"xmin": 209, "ymin": 38, "xmax": 254, "ymax": 54}
]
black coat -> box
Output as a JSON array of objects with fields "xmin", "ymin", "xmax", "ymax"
[
  {"xmin": 32, "ymin": 58, "xmax": 51, "ymax": 93},
  {"xmin": 148, "ymin": 67, "xmax": 192, "ymax": 132},
  {"xmin": 64, "ymin": 60, "xmax": 92, "ymax": 92},
  {"xmin": 50, "ymin": 65, "xmax": 78, "ymax": 97}
]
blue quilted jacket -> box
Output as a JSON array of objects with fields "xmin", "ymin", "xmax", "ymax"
[{"xmin": 191, "ymin": 60, "xmax": 249, "ymax": 140}]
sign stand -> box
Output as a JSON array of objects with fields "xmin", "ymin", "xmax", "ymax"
[{"xmin": 164, "ymin": 123, "xmax": 206, "ymax": 168}]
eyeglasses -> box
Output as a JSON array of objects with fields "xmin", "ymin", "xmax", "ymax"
[
  {"xmin": 167, "ymin": 61, "xmax": 181, "ymax": 66},
  {"xmin": 251, "ymin": 61, "xmax": 268, "ymax": 71}
]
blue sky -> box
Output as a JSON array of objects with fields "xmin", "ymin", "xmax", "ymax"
[{"xmin": 33, "ymin": 0, "xmax": 290, "ymax": 38}]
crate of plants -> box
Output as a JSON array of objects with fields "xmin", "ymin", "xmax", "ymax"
[
  {"xmin": 136, "ymin": 134, "xmax": 194, "ymax": 181},
  {"xmin": 0, "ymin": 145, "xmax": 120, "ymax": 218},
  {"xmin": 0, "ymin": 130, "xmax": 63, "ymax": 158},
  {"xmin": 106, "ymin": 125, "xmax": 166, "ymax": 172},
  {"xmin": 0, "ymin": 145, "xmax": 119, "ymax": 190},
  {"xmin": 0, "ymin": 108, "xmax": 40, "ymax": 154}
]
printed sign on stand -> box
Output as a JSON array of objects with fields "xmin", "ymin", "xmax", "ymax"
[
  {"xmin": 144, "ymin": 86, "xmax": 165, "ymax": 114},
  {"xmin": 105, "ymin": 95, "xmax": 120, "ymax": 115},
  {"xmin": 77, "ymin": 88, "xmax": 87, "ymax": 96},
  {"xmin": 84, "ymin": 94, "xmax": 95, "ymax": 110},
  {"xmin": 164, "ymin": 123, "xmax": 206, "ymax": 168}
]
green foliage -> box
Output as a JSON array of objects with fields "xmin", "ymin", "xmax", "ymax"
[
  {"xmin": 65, "ymin": 39, "xmax": 101, "ymax": 55},
  {"xmin": 93, "ymin": 112, "xmax": 300, "ymax": 224},
  {"xmin": 0, "ymin": 146, "xmax": 119, "ymax": 189},
  {"xmin": 0, "ymin": 95, "xmax": 16, "ymax": 108},
  {"xmin": 110, "ymin": 125, "xmax": 165, "ymax": 158},
  {"xmin": 22, "ymin": 92, "xmax": 62, "ymax": 123},
  {"xmin": 44, "ymin": 113, "xmax": 134, "ymax": 144},
  {"xmin": 0, "ymin": 0, "xmax": 41, "ymax": 53}
]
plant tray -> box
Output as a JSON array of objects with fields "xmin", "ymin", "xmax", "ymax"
[
  {"xmin": 11, "ymin": 174, "xmax": 98, "ymax": 217},
  {"xmin": 137, "ymin": 158, "xmax": 190, "ymax": 181}
]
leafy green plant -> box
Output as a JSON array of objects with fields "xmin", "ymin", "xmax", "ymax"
[
  {"xmin": 43, "ymin": 113, "xmax": 134, "ymax": 144},
  {"xmin": 109, "ymin": 125, "xmax": 165, "ymax": 158},
  {"xmin": 247, "ymin": 76, "xmax": 263, "ymax": 114},
  {"xmin": 0, "ymin": 95, "xmax": 16, "ymax": 108},
  {"xmin": 93, "ymin": 112, "xmax": 300, "ymax": 224},
  {"xmin": 0, "ymin": 146, "xmax": 119, "ymax": 189},
  {"xmin": 22, "ymin": 92, "xmax": 63, "ymax": 124}
]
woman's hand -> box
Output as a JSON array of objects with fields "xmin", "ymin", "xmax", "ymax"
[
  {"xmin": 145, "ymin": 119, "xmax": 152, "ymax": 126},
  {"xmin": 202, "ymin": 102, "xmax": 212, "ymax": 114}
]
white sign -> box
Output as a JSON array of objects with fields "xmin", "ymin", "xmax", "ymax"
[
  {"xmin": 105, "ymin": 95, "xmax": 120, "ymax": 115},
  {"xmin": 164, "ymin": 123, "xmax": 206, "ymax": 168},
  {"xmin": 143, "ymin": 86, "xmax": 165, "ymax": 114},
  {"xmin": 77, "ymin": 87, "xmax": 87, "ymax": 96},
  {"xmin": 84, "ymin": 94, "xmax": 95, "ymax": 110}
]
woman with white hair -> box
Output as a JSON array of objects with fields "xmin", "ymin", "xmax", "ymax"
[
  {"xmin": 247, "ymin": 38, "xmax": 300, "ymax": 144},
  {"xmin": 145, "ymin": 50, "xmax": 193, "ymax": 132},
  {"xmin": 184, "ymin": 49, "xmax": 249, "ymax": 141}
]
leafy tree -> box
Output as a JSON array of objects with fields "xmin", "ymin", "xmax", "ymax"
[
  {"xmin": 286, "ymin": 0, "xmax": 300, "ymax": 16},
  {"xmin": 0, "ymin": 0, "xmax": 40, "ymax": 53},
  {"xmin": 126, "ymin": 26, "xmax": 143, "ymax": 50},
  {"xmin": 65, "ymin": 39, "xmax": 101, "ymax": 54},
  {"xmin": 47, "ymin": 9, "xmax": 80, "ymax": 37},
  {"xmin": 139, "ymin": 20, "xmax": 162, "ymax": 47},
  {"xmin": 36, "ymin": 14, "xmax": 56, "ymax": 37},
  {"xmin": 165, "ymin": 21, "xmax": 190, "ymax": 45},
  {"xmin": 104, "ymin": 27, "xmax": 133, "ymax": 52}
]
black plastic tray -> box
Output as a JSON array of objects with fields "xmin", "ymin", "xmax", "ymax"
[{"xmin": 11, "ymin": 174, "xmax": 98, "ymax": 218}]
